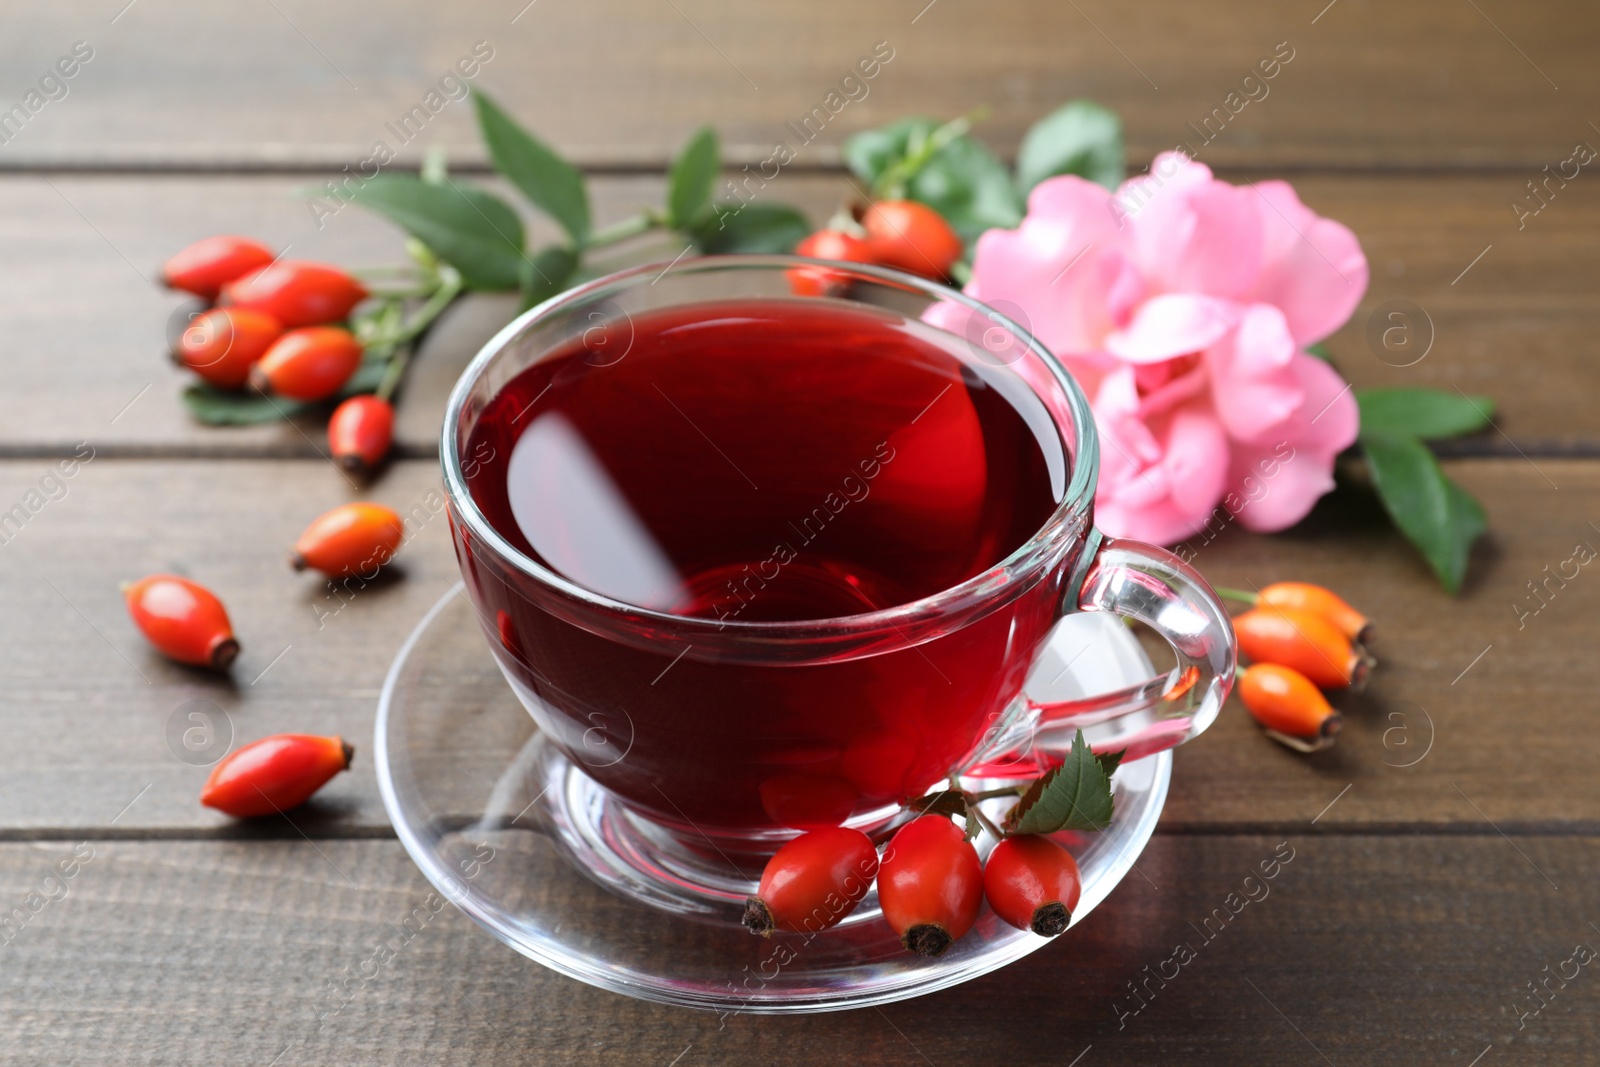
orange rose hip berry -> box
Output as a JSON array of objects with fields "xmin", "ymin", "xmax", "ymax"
[
  {"xmin": 1233, "ymin": 606, "xmax": 1371, "ymax": 689},
  {"xmin": 1257, "ymin": 581, "xmax": 1372, "ymax": 645},
  {"xmin": 174, "ymin": 307, "xmax": 282, "ymax": 389},
  {"xmin": 250, "ymin": 326, "xmax": 363, "ymax": 401},
  {"xmin": 291, "ymin": 502, "xmax": 404, "ymax": 578},
  {"xmin": 1238, "ymin": 663, "xmax": 1342, "ymax": 740}
]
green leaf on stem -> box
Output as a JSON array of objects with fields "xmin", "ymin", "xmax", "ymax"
[
  {"xmin": 1362, "ymin": 431, "xmax": 1487, "ymax": 594},
  {"xmin": 666, "ymin": 126, "xmax": 720, "ymax": 230},
  {"xmin": 687, "ymin": 202, "xmax": 811, "ymax": 254},
  {"xmin": 1015, "ymin": 100, "xmax": 1125, "ymax": 193},
  {"xmin": 180, "ymin": 360, "xmax": 385, "ymax": 426},
  {"xmin": 1095, "ymin": 748, "xmax": 1127, "ymax": 780},
  {"xmin": 343, "ymin": 355, "xmax": 389, "ymax": 395},
  {"xmin": 473, "ymin": 91, "xmax": 590, "ymax": 246},
  {"xmin": 520, "ymin": 246, "xmax": 579, "ymax": 310},
  {"xmin": 844, "ymin": 117, "xmax": 1022, "ymax": 245},
  {"xmin": 1357, "ymin": 387, "xmax": 1494, "ymax": 441},
  {"xmin": 349, "ymin": 174, "xmax": 525, "ymax": 290},
  {"xmin": 181, "ymin": 385, "xmax": 306, "ymax": 425},
  {"xmin": 1006, "ymin": 730, "xmax": 1115, "ymax": 834}
]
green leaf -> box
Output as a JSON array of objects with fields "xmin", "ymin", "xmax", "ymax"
[
  {"xmin": 1306, "ymin": 342, "xmax": 1332, "ymax": 362},
  {"xmin": 1095, "ymin": 748, "xmax": 1127, "ymax": 780},
  {"xmin": 666, "ymin": 126, "xmax": 720, "ymax": 229},
  {"xmin": 1357, "ymin": 387, "xmax": 1494, "ymax": 441},
  {"xmin": 1015, "ymin": 100, "xmax": 1125, "ymax": 193},
  {"xmin": 473, "ymin": 91, "xmax": 590, "ymax": 246},
  {"xmin": 844, "ymin": 118, "xmax": 1023, "ymax": 246},
  {"xmin": 688, "ymin": 202, "xmax": 811, "ymax": 254},
  {"xmin": 181, "ymin": 356, "xmax": 390, "ymax": 426},
  {"xmin": 343, "ymin": 355, "xmax": 389, "ymax": 395},
  {"xmin": 182, "ymin": 384, "xmax": 308, "ymax": 425},
  {"xmin": 1362, "ymin": 432, "xmax": 1487, "ymax": 593},
  {"xmin": 1007, "ymin": 730, "xmax": 1115, "ymax": 834},
  {"xmin": 520, "ymin": 246, "xmax": 579, "ymax": 310},
  {"xmin": 349, "ymin": 174, "xmax": 525, "ymax": 290}
]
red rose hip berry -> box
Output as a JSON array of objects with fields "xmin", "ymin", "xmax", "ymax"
[
  {"xmin": 221, "ymin": 260, "xmax": 367, "ymax": 328},
  {"xmin": 174, "ymin": 307, "xmax": 282, "ymax": 389},
  {"xmin": 122, "ymin": 574, "xmax": 239, "ymax": 670},
  {"xmin": 788, "ymin": 229, "xmax": 877, "ymax": 296},
  {"xmin": 200, "ymin": 734, "xmax": 354, "ymax": 818},
  {"xmin": 162, "ymin": 235, "xmax": 276, "ymax": 300},
  {"xmin": 327, "ymin": 395, "xmax": 394, "ymax": 474},
  {"xmin": 743, "ymin": 827, "xmax": 880, "ymax": 936},
  {"xmin": 983, "ymin": 835, "xmax": 1083, "ymax": 936},
  {"xmin": 861, "ymin": 200, "xmax": 963, "ymax": 280},
  {"xmin": 877, "ymin": 815, "xmax": 983, "ymax": 957},
  {"xmin": 250, "ymin": 326, "xmax": 363, "ymax": 401}
]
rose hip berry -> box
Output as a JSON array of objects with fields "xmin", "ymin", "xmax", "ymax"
[
  {"xmin": 291, "ymin": 502, "xmax": 404, "ymax": 578},
  {"xmin": 861, "ymin": 200, "xmax": 963, "ymax": 280},
  {"xmin": 788, "ymin": 229, "xmax": 877, "ymax": 296},
  {"xmin": 1239, "ymin": 663, "xmax": 1342, "ymax": 740},
  {"xmin": 1234, "ymin": 607, "xmax": 1371, "ymax": 690},
  {"xmin": 1258, "ymin": 581, "xmax": 1372, "ymax": 645},
  {"xmin": 877, "ymin": 815, "xmax": 984, "ymax": 957},
  {"xmin": 200, "ymin": 734, "xmax": 353, "ymax": 818},
  {"xmin": 122, "ymin": 574, "xmax": 239, "ymax": 671},
  {"xmin": 174, "ymin": 307, "xmax": 282, "ymax": 389},
  {"xmin": 327, "ymin": 395, "xmax": 394, "ymax": 474},
  {"xmin": 161, "ymin": 235, "xmax": 275, "ymax": 301},
  {"xmin": 743, "ymin": 827, "xmax": 880, "ymax": 936},
  {"xmin": 983, "ymin": 835, "xmax": 1083, "ymax": 937},
  {"xmin": 250, "ymin": 326, "xmax": 363, "ymax": 401},
  {"xmin": 220, "ymin": 260, "xmax": 367, "ymax": 328}
]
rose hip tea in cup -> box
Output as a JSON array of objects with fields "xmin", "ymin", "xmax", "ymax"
[{"xmin": 443, "ymin": 256, "xmax": 1233, "ymax": 869}]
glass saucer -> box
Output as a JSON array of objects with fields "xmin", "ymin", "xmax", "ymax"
[{"xmin": 374, "ymin": 584, "xmax": 1170, "ymax": 1013}]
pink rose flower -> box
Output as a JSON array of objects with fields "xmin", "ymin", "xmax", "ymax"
[{"xmin": 935, "ymin": 152, "xmax": 1368, "ymax": 544}]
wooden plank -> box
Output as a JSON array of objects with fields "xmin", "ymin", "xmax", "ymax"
[
  {"xmin": 0, "ymin": 834, "xmax": 1591, "ymax": 1063},
  {"xmin": 1160, "ymin": 456, "xmax": 1593, "ymax": 832},
  {"xmin": 0, "ymin": 456, "xmax": 1595, "ymax": 833},
  {"xmin": 5, "ymin": 172, "xmax": 1600, "ymax": 456},
  {"xmin": 2, "ymin": 0, "xmax": 1596, "ymax": 170}
]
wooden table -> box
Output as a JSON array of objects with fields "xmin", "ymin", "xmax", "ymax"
[{"xmin": 3, "ymin": 1, "xmax": 1597, "ymax": 1062}]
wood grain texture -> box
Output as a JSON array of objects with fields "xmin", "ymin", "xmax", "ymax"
[
  {"xmin": 1, "ymin": 0, "xmax": 1596, "ymax": 169},
  {"xmin": 0, "ymin": 834, "xmax": 1591, "ymax": 1064},
  {"xmin": 0, "ymin": 457, "xmax": 1594, "ymax": 833},
  {"xmin": 3, "ymin": 172, "xmax": 1599, "ymax": 456}
]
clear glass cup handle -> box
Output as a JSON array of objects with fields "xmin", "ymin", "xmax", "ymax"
[{"xmin": 971, "ymin": 534, "xmax": 1237, "ymax": 773}]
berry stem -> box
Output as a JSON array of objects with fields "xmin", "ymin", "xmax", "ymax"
[
  {"xmin": 588, "ymin": 211, "xmax": 662, "ymax": 248},
  {"xmin": 1212, "ymin": 586, "xmax": 1260, "ymax": 605},
  {"xmin": 374, "ymin": 268, "xmax": 465, "ymax": 403},
  {"xmin": 966, "ymin": 785, "xmax": 1029, "ymax": 802},
  {"xmin": 873, "ymin": 107, "xmax": 990, "ymax": 199}
]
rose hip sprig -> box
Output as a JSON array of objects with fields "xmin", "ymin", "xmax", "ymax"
[{"xmin": 743, "ymin": 730, "xmax": 1119, "ymax": 957}]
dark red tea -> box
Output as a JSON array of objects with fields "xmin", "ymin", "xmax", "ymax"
[{"xmin": 454, "ymin": 298, "xmax": 1072, "ymax": 833}]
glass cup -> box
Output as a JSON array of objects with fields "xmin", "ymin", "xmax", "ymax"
[{"xmin": 441, "ymin": 255, "xmax": 1235, "ymax": 887}]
